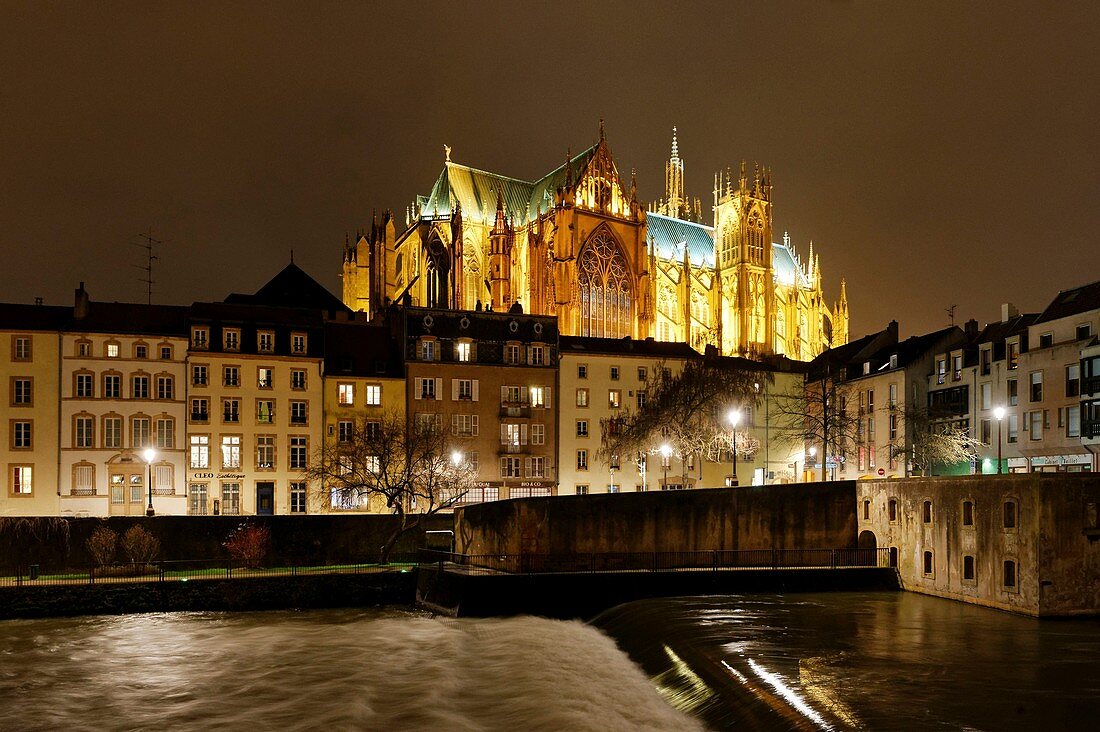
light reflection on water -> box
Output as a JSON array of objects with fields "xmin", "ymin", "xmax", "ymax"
[
  {"xmin": 594, "ymin": 592, "xmax": 1100, "ymax": 731},
  {"xmin": 0, "ymin": 608, "xmax": 701, "ymax": 732}
]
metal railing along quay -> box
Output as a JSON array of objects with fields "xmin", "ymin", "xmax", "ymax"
[
  {"xmin": 1, "ymin": 553, "xmax": 418, "ymax": 588},
  {"xmin": 418, "ymin": 547, "xmax": 891, "ymax": 575}
]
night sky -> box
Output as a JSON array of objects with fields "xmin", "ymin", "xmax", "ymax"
[{"xmin": 2, "ymin": 1, "xmax": 1097, "ymax": 339}]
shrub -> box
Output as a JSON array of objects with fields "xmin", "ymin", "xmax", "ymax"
[
  {"xmin": 86, "ymin": 525, "xmax": 118, "ymax": 567},
  {"xmin": 121, "ymin": 525, "xmax": 160, "ymax": 566},
  {"xmin": 223, "ymin": 522, "xmax": 271, "ymax": 568}
]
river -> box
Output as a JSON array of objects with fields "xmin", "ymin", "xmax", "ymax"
[{"xmin": 1, "ymin": 592, "xmax": 1097, "ymax": 730}]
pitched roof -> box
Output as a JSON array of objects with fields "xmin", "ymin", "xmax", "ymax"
[
  {"xmin": 645, "ymin": 212, "xmax": 715, "ymax": 267},
  {"xmin": 771, "ymin": 241, "xmax": 812, "ymax": 288},
  {"xmin": 976, "ymin": 314, "xmax": 1038, "ymax": 345},
  {"xmin": 71, "ymin": 303, "xmax": 190, "ymax": 336},
  {"xmin": 324, "ymin": 321, "xmax": 404, "ymax": 378},
  {"xmin": 224, "ymin": 263, "xmax": 348, "ymax": 313},
  {"xmin": 1034, "ymin": 279, "xmax": 1100, "ymax": 325},
  {"xmin": 0, "ymin": 303, "xmax": 71, "ymax": 330},
  {"xmin": 560, "ymin": 335, "xmax": 699, "ymax": 359}
]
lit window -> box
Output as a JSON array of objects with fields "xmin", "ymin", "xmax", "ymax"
[
  {"xmin": 221, "ymin": 483, "xmax": 241, "ymax": 515},
  {"xmin": 107, "ymin": 343, "xmax": 120, "ymax": 358},
  {"xmin": 338, "ymin": 383, "xmax": 355, "ymax": 406},
  {"xmin": 221, "ymin": 436, "xmax": 241, "ymax": 469},
  {"xmin": 530, "ymin": 386, "xmax": 545, "ymax": 408},
  {"xmin": 456, "ymin": 341, "xmax": 471, "ymax": 362},
  {"xmin": 256, "ymin": 436, "xmax": 275, "ymax": 469},
  {"xmin": 608, "ymin": 390, "xmax": 621, "ymax": 409},
  {"xmin": 258, "ymin": 368, "xmax": 272, "ymax": 389},
  {"xmin": 189, "ymin": 435, "xmax": 210, "ymax": 469},
  {"xmin": 576, "ymin": 388, "xmax": 589, "ymax": 407},
  {"xmin": 576, "ymin": 449, "xmax": 588, "ymax": 470},
  {"xmin": 11, "ymin": 465, "xmax": 33, "ymax": 494},
  {"xmin": 365, "ymin": 384, "xmax": 381, "ymax": 406},
  {"xmin": 256, "ymin": 400, "xmax": 274, "ymax": 424}
]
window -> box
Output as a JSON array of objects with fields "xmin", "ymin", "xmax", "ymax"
[
  {"xmin": 500, "ymin": 457, "xmax": 522, "ymax": 478},
  {"xmin": 456, "ymin": 341, "xmax": 471, "ymax": 362},
  {"xmin": 256, "ymin": 435, "xmax": 275, "ymax": 469},
  {"xmin": 1007, "ymin": 378, "xmax": 1018, "ymax": 406},
  {"xmin": 221, "ymin": 483, "xmax": 241, "ymax": 515},
  {"xmin": 1039, "ymin": 332, "xmax": 1053, "ymax": 348},
  {"xmin": 576, "ymin": 420, "xmax": 589, "ymax": 437},
  {"xmin": 223, "ymin": 329, "xmax": 240, "ymax": 351},
  {"xmin": 980, "ymin": 348, "xmax": 991, "ymax": 376},
  {"xmin": 289, "ymin": 437, "xmax": 308, "ymax": 470},
  {"xmin": 889, "ymin": 413, "xmax": 898, "ymax": 440},
  {"xmin": 608, "ymin": 390, "xmax": 621, "ymax": 409},
  {"xmin": 291, "ymin": 333, "xmax": 307, "ymax": 354},
  {"xmin": 365, "ymin": 384, "xmax": 381, "ymax": 405},
  {"xmin": 291, "ymin": 370, "xmax": 306, "ymax": 390},
  {"xmin": 290, "ymin": 482, "xmax": 307, "ymax": 513},
  {"xmin": 223, "ymin": 399, "xmax": 240, "ymax": 423},
  {"xmin": 452, "ymin": 414, "xmax": 479, "ymax": 437},
  {"xmin": 417, "ymin": 377, "xmax": 438, "ymax": 400},
  {"xmin": 576, "ymin": 485, "xmax": 589, "ymax": 496},
  {"xmin": 75, "ymin": 416, "xmax": 95, "ymax": 448},
  {"xmin": 505, "ymin": 344, "xmax": 521, "ymax": 364},
  {"xmin": 530, "ymin": 423, "xmax": 545, "ymax": 445},
  {"xmin": 1003, "ymin": 560, "xmax": 1017, "ymax": 590},
  {"xmin": 963, "ymin": 555, "xmax": 975, "ymax": 582},
  {"xmin": 11, "ymin": 377, "xmax": 32, "ymax": 406},
  {"xmin": 338, "ymin": 383, "xmax": 355, "ymax": 406},
  {"xmin": 637, "ymin": 391, "xmax": 646, "ymax": 409},
  {"xmin": 184, "ymin": 483, "xmax": 207, "ymax": 515},
  {"xmin": 131, "ymin": 374, "xmax": 149, "ymax": 399},
  {"xmin": 290, "ymin": 400, "xmax": 308, "ymax": 425},
  {"xmin": 12, "ymin": 420, "xmax": 32, "ymax": 449},
  {"xmin": 1007, "ymin": 341, "xmax": 1019, "ymax": 370},
  {"xmin": 637, "ymin": 367, "xmax": 647, "ymax": 381},
  {"xmin": 576, "ymin": 449, "xmax": 588, "ymax": 470},
  {"xmin": 1029, "ymin": 371, "xmax": 1042, "ymax": 402},
  {"xmin": 191, "ymin": 328, "xmax": 208, "ymax": 349},
  {"xmin": 1003, "ymin": 500, "xmax": 1017, "ymax": 529},
  {"xmin": 258, "ymin": 368, "xmax": 273, "ymax": 389},
  {"xmin": 1077, "ymin": 323, "xmax": 1093, "ymax": 341},
  {"xmin": 156, "ymin": 375, "xmax": 174, "ymax": 400},
  {"xmin": 256, "ymin": 399, "xmax": 274, "ymax": 424},
  {"xmin": 1067, "ymin": 405, "xmax": 1081, "ymax": 438},
  {"xmin": 103, "ymin": 417, "xmax": 122, "ymax": 448},
  {"xmin": 888, "ymin": 498, "xmax": 898, "ymax": 522},
  {"xmin": 1028, "ymin": 411, "xmax": 1042, "ymax": 440},
  {"xmin": 962, "ymin": 500, "xmax": 974, "ymax": 526},
  {"xmin": 154, "ymin": 465, "xmax": 173, "ymax": 494},
  {"xmin": 578, "ymin": 364, "xmax": 588, "ymax": 379},
  {"xmin": 131, "ymin": 417, "xmax": 150, "ymax": 448},
  {"xmin": 1067, "ymin": 364, "xmax": 1080, "ymax": 397},
  {"xmin": 420, "ymin": 339, "xmax": 436, "ymax": 361},
  {"xmin": 73, "ymin": 463, "xmax": 94, "ymax": 495},
  {"xmin": 530, "ymin": 345, "xmax": 545, "ymax": 366},
  {"xmin": 365, "ymin": 421, "xmax": 381, "ymax": 440},
  {"xmin": 922, "ymin": 550, "xmax": 934, "ymax": 577},
  {"xmin": 103, "ymin": 373, "xmax": 120, "ymax": 398},
  {"xmin": 192, "ymin": 365, "xmax": 208, "ymax": 387},
  {"xmin": 981, "ymin": 383, "xmax": 992, "ymax": 410},
  {"xmin": 10, "ymin": 465, "xmax": 33, "ymax": 495},
  {"xmin": 501, "ymin": 423, "xmax": 525, "ymax": 446},
  {"xmin": 530, "ymin": 386, "xmax": 546, "ymax": 408},
  {"xmin": 862, "ymin": 499, "xmax": 870, "ymax": 520},
  {"xmin": 258, "ymin": 331, "xmax": 274, "ymax": 353},
  {"xmin": 155, "ymin": 418, "xmax": 174, "ymax": 449},
  {"xmin": 527, "ymin": 456, "xmax": 545, "ymax": 478},
  {"xmin": 221, "ymin": 436, "xmax": 241, "ymax": 469},
  {"xmin": 190, "ymin": 435, "xmax": 210, "ymax": 469},
  {"xmin": 981, "ymin": 419, "xmax": 991, "ymax": 445},
  {"xmin": 936, "ymin": 359, "xmax": 946, "ymax": 384},
  {"xmin": 1008, "ymin": 414, "xmax": 1018, "ymax": 443},
  {"xmin": 952, "ymin": 355, "xmax": 962, "ymax": 381},
  {"xmin": 133, "ymin": 344, "xmax": 148, "ymax": 359},
  {"xmin": 160, "ymin": 345, "xmax": 173, "ymax": 360},
  {"xmin": 12, "ymin": 336, "xmax": 31, "ymax": 361},
  {"xmin": 77, "ymin": 340, "xmax": 92, "ymax": 357},
  {"xmin": 610, "ymin": 366, "xmax": 620, "ymax": 381},
  {"xmin": 106, "ymin": 342, "xmax": 120, "ymax": 358},
  {"xmin": 922, "ymin": 500, "xmax": 932, "ymax": 524},
  {"xmin": 607, "ymin": 484, "xmax": 620, "ymax": 494},
  {"xmin": 75, "ymin": 372, "xmax": 94, "ymax": 398},
  {"xmin": 576, "ymin": 388, "xmax": 589, "ymax": 407},
  {"xmin": 223, "ymin": 366, "xmax": 239, "ymax": 388},
  {"xmin": 455, "ymin": 379, "xmax": 474, "ymax": 401}
]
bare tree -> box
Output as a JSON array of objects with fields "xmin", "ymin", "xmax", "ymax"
[
  {"xmin": 891, "ymin": 403, "xmax": 981, "ymax": 476},
  {"xmin": 772, "ymin": 358, "xmax": 859, "ymax": 481},
  {"xmin": 304, "ymin": 410, "xmax": 472, "ymax": 562},
  {"xmin": 600, "ymin": 358, "xmax": 759, "ymax": 488}
]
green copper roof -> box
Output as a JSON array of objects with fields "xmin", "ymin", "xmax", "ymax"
[{"xmin": 646, "ymin": 211, "xmax": 716, "ymax": 267}]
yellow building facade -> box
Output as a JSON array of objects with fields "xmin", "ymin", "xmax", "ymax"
[{"xmin": 343, "ymin": 125, "xmax": 848, "ymax": 361}]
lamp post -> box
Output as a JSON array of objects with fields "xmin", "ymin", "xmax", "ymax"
[
  {"xmin": 451, "ymin": 450, "xmax": 463, "ymax": 468},
  {"xmin": 807, "ymin": 446, "xmax": 817, "ymax": 483},
  {"xmin": 993, "ymin": 406, "xmax": 1005, "ymax": 475},
  {"xmin": 660, "ymin": 444, "xmax": 672, "ymax": 490},
  {"xmin": 143, "ymin": 447, "xmax": 156, "ymax": 517},
  {"xmin": 727, "ymin": 408, "xmax": 742, "ymax": 487}
]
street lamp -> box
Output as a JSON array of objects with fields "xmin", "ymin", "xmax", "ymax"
[
  {"xmin": 143, "ymin": 447, "xmax": 156, "ymax": 517},
  {"xmin": 727, "ymin": 408, "xmax": 742, "ymax": 487},
  {"xmin": 659, "ymin": 444, "xmax": 672, "ymax": 490},
  {"xmin": 807, "ymin": 446, "xmax": 817, "ymax": 482},
  {"xmin": 451, "ymin": 450, "xmax": 464, "ymax": 467},
  {"xmin": 993, "ymin": 406, "xmax": 1005, "ymax": 475}
]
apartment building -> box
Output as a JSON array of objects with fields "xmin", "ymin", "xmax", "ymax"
[
  {"xmin": 60, "ymin": 287, "xmax": 190, "ymax": 516},
  {"xmin": 400, "ymin": 306, "xmax": 558, "ymax": 504},
  {"xmin": 1, "ymin": 304, "xmax": 66, "ymax": 516}
]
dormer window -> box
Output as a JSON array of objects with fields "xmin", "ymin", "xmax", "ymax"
[
  {"xmin": 889, "ymin": 354, "xmax": 898, "ymax": 369},
  {"xmin": 224, "ymin": 329, "xmax": 240, "ymax": 352},
  {"xmin": 863, "ymin": 362, "xmax": 871, "ymax": 375},
  {"xmin": 106, "ymin": 342, "xmax": 120, "ymax": 358},
  {"xmin": 420, "ymin": 339, "xmax": 436, "ymax": 361},
  {"xmin": 258, "ymin": 331, "xmax": 274, "ymax": 353},
  {"xmin": 1039, "ymin": 332, "xmax": 1053, "ymax": 348},
  {"xmin": 1078, "ymin": 323, "xmax": 1093, "ymax": 341},
  {"xmin": 191, "ymin": 328, "xmax": 209, "ymax": 350},
  {"xmin": 291, "ymin": 333, "xmax": 307, "ymax": 354}
]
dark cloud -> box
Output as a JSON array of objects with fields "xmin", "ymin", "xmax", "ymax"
[{"xmin": 2, "ymin": 1, "xmax": 1096, "ymax": 338}]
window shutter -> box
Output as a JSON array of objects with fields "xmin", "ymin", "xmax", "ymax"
[
  {"xmin": 434, "ymin": 378, "xmax": 442, "ymax": 399},
  {"xmin": 545, "ymin": 387, "xmax": 552, "ymax": 409},
  {"xmin": 471, "ymin": 415, "xmax": 479, "ymax": 435},
  {"xmin": 521, "ymin": 424, "xmax": 529, "ymax": 445},
  {"xmin": 499, "ymin": 457, "xmax": 507, "ymax": 478},
  {"xmin": 451, "ymin": 379, "xmax": 459, "ymax": 401},
  {"xmin": 413, "ymin": 377, "xmax": 422, "ymax": 400},
  {"xmin": 501, "ymin": 385, "xmax": 508, "ymax": 404},
  {"xmin": 525, "ymin": 457, "xmax": 531, "ymax": 476},
  {"xmin": 500, "ymin": 424, "xmax": 508, "ymax": 444},
  {"xmin": 472, "ymin": 380, "xmax": 479, "ymax": 402},
  {"xmin": 451, "ymin": 414, "xmax": 460, "ymax": 434}
]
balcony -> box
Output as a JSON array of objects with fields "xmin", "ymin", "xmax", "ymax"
[
  {"xmin": 500, "ymin": 402, "xmax": 532, "ymax": 418},
  {"xmin": 190, "ymin": 412, "xmax": 209, "ymax": 422},
  {"xmin": 1084, "ymin": 420, "xmax": 1100, "ymax": 440},
  {"xmin": 1083, "ymin": 376, "xmax": 1100, "ymax": 396},
  {"xmin": 498, "ymin": 443, "xmax": 530, "ymax": 455}
]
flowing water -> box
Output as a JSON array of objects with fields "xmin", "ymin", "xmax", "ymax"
[{"xmin": 1, "ymin": 593, "xmax": 1098, "ymax": 731}]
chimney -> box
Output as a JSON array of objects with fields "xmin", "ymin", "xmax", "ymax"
[
  {"xmin": 1001, "ymin": 302, "xmax": 1019, "ymax": 322},
  {"xmin": 886, "ymin": 319, "xmax": 899, "ymax": 343},
  {"xmin": 964, "ymin": 318, "xmax": 979, "ymax": 338},
  {"xmin": 74, "ymin": 282, "xmax": 89, "ymax": 320}
]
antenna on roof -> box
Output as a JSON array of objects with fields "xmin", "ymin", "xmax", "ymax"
[
  {"xmin": 133, "ymin": 229, "xmax": 162, "ymax": 305},
  {"xmin": 945, "ymin": 304, "xmax": 957, "ymax": 326}
]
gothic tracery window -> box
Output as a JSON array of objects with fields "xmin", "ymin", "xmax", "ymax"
[{"xmin": 578, "ymin": 228, "xmax": 632, "ymax": 339}]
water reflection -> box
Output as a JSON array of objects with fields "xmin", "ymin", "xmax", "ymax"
[{"xmin": 594, "ymin": 592, "xmax": 1100, "ymax": 731}]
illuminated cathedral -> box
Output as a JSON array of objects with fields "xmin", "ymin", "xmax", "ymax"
[{"xmin": 342, "ymin": 124, "xmax": 848, "ymax": 360}]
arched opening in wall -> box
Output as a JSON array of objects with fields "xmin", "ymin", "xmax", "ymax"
[
  {"xmin": 857, "ymin": 530, "xmax": 877, "ymax": 550},
  {"xmin": 888, "ymin": 498, "xmax": 898, "ymax": 522},
  {"xmin": 577, "ymin": 227, "xmax": 632, "ymax": 339},
  {"xmin": 922, "ymin": 549, "xmax": 934, "ymax": 577}
]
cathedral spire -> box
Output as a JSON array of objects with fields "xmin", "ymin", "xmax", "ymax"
[
  {"xmin": 662, "ymin": 126, "xmax": 685, "ymax": 218},
  {"xmin": 671, "ymin": 126, "xmax": 679, "ymax": 162}
]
